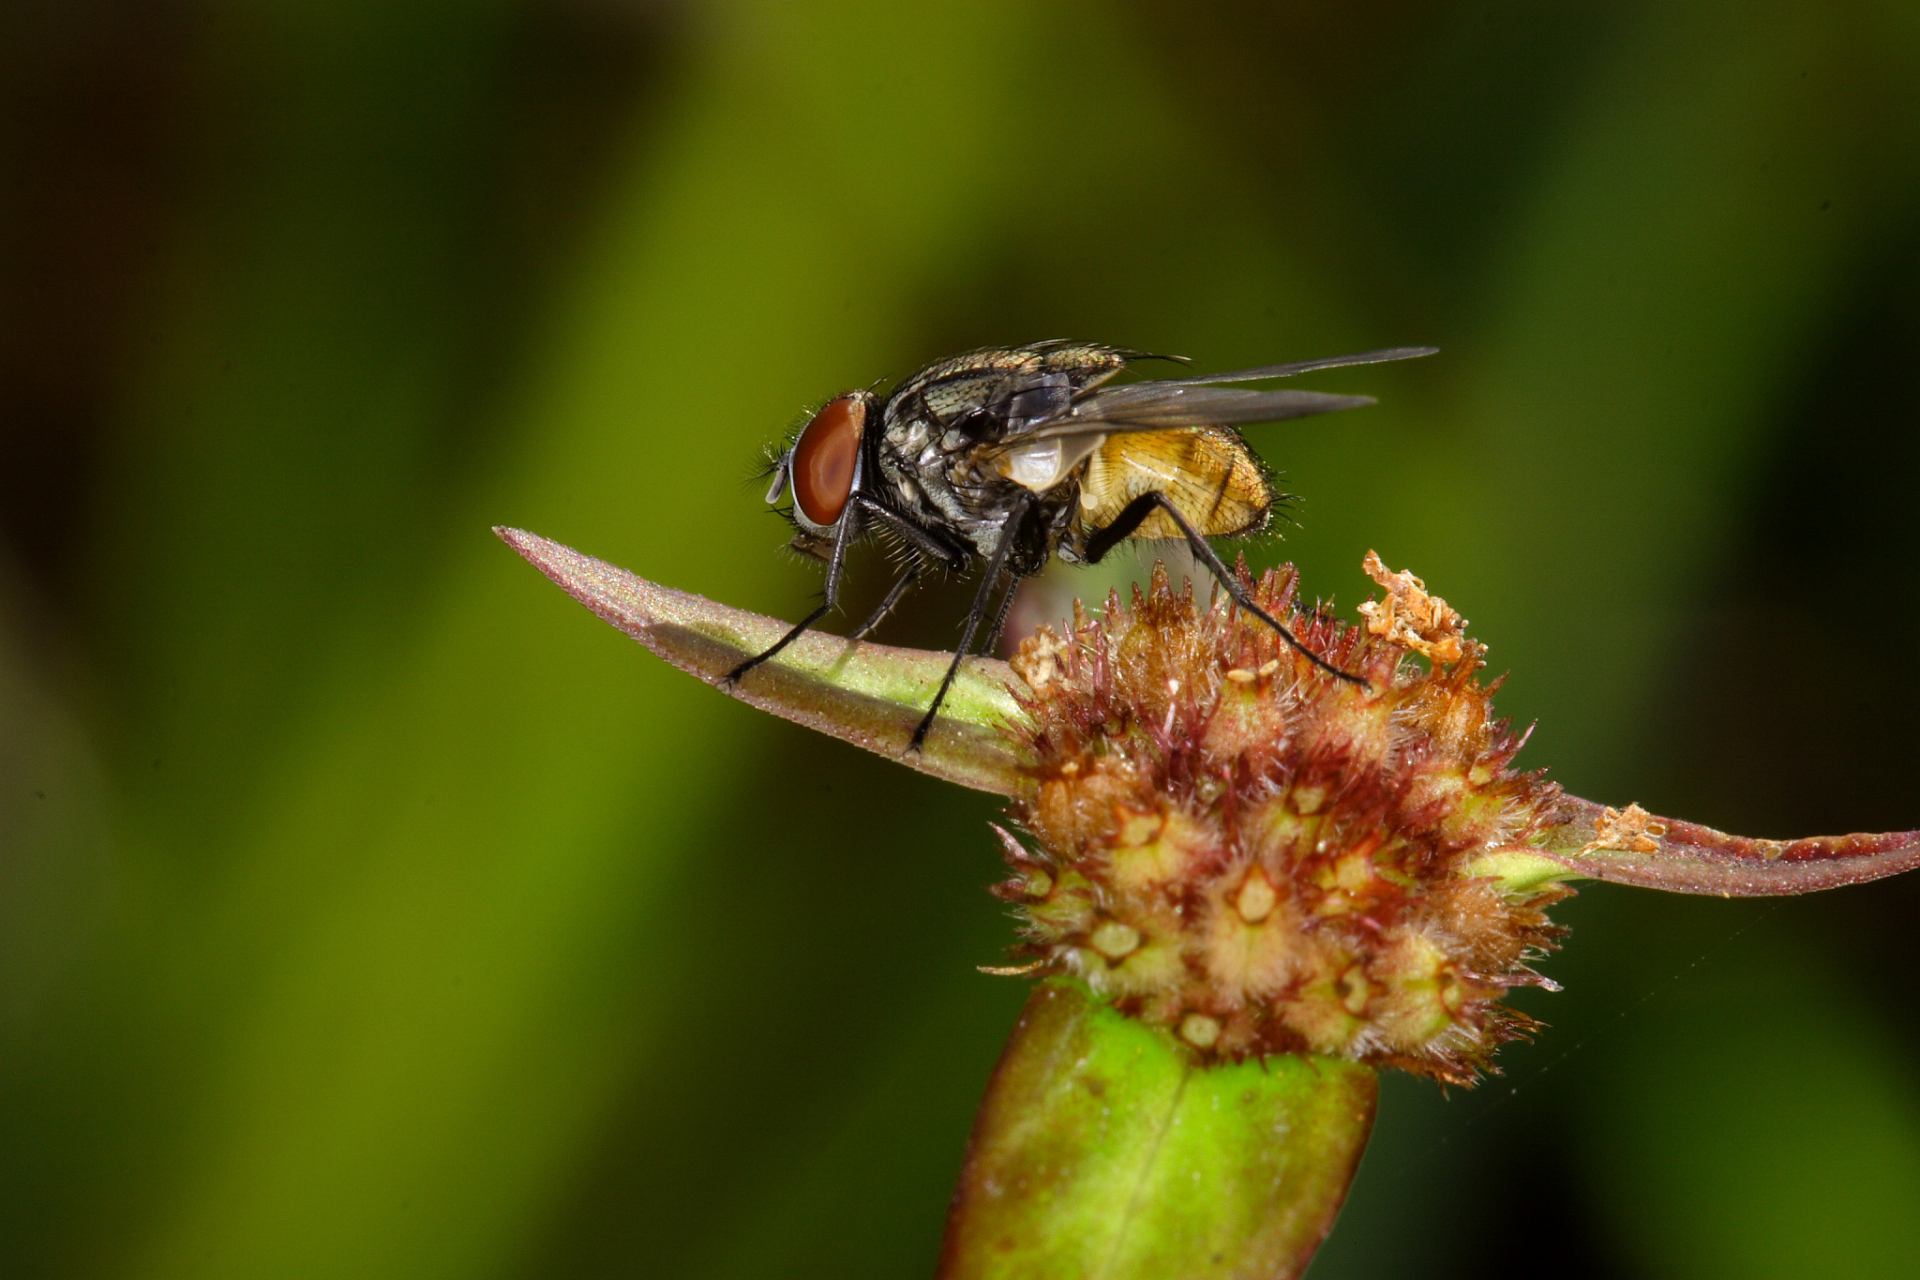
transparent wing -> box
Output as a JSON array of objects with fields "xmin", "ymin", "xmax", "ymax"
[
  {"xmin": 974, "ymin": 342, "xmax": 1434, "ymax": 467},
  {"xmin": 1013, "ymin": 345, "xmax": 1434, "ymax": 441},
  {"xmin": 1016, "ymin": 385, "xmax": 1374, "ymax": 441},
  {"xmin": 1132, "ymin": 345, "xmax": 1437, "ymax": 389}
]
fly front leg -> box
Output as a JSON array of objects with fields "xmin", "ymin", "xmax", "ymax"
[
  {"xmin": 1083, "ymin": 491, "xmax": 1367, "ymax": 688},
  {"xmin": 852, "ymin": 494, "xmax": 972, "ymax": 573},
  {"xmin": 725, "ymin": 502, "xmax": 861, "ymax": 685}
]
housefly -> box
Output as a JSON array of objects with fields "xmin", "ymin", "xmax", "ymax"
[{"xmin": 732, "ymin": 340, "xmax": 1436, "ymax": 749}]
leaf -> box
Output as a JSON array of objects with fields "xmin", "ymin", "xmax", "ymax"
[
  {"xmin": 496, "ymin": 528, "xmax": 1033, "ymax": 796},
  {"xmin": 1524, "ymin": 795, "xmax": 1920, "ymax": 897}
]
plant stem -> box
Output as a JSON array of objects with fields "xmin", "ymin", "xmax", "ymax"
[{"xmin": 938, "ymin": 979, "xmax": 1376, "ymax": 1280}]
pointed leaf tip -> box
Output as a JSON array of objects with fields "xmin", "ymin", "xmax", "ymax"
[
  {"xmin": 495, "ymin": 528, "xmax": 1032, "ymax": 795},
  {"xmin": 1528, "ymin": 795, "xmax": 1920, "ymax": 896}
]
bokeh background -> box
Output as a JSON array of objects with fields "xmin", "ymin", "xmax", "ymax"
[{"xmin": 5, "ymin": 1, "xmax": 1920, "ymax": 1276}]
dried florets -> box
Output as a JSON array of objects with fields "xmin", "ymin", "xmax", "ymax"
[
  {"xmin": 993, "ymin": 554, "xmax": 1568, "ymax": 1083},
  {"xmin": 1356, "ymin": 549, "xmax": 1469, "ymax": 666}
]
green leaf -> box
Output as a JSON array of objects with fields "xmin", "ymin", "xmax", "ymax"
[{"xmin": 497, "ymin": 528, "xmax": 1033, "ymax": 796}]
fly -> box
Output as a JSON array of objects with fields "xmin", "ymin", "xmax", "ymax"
[{"xmin": 730, "ymin": 340, "xmax": 1437, "ymax": 749}]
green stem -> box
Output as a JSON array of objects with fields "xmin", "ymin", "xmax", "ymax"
[{"xmin": 938, "ymin": 979, "xmax": 1377, "ymax": 1280}]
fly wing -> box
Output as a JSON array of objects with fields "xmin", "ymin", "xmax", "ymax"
[
  {"xmin": 1013, "ymin": 343, "xmax": 1435, "ymax": 440},
  {"xmin": 1016, "ymin": 384, "xmax": 1375, "ymax": 440},
  {"xmin": 973, "ymin": 343, "xmax": 1432, "ymax": 479},
  {"xmin": 1136, "ymin": 345, "xmax": 1436, "ymax": 389}
]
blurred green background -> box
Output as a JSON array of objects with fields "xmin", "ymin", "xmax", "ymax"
[{"xmin": 4, "ymin": 1, "xmax": 1919, "ymax": 1276}]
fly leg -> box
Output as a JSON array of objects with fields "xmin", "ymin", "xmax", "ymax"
[
  {"xmin": 848, "ymin": 563, "xmax": 920, "ymax": 641},
  {"xmin": 852, "ymin": 494, "xmax": 972, "ymax": 572},
  {"xmin": 910, "ymin": 493, "xmax": 1032, "ymax": 751},
  {"xmin": 845, "ymin": 494, "xmax": 974, "ymax": 641},
  {"xmin": 724, "ymin": 500, "xmax": 861, "ymax": 684},
  {"xmin": 980, "ymin": 568, "xmax": 1022, "ymax": 655},
  {"xmin": 725, "ymin": 601, "xmax": 832, "ymax": 685},
  {"xmin": 1083, "ymin": 491, "xmax": 1366, "ymax": 688}
]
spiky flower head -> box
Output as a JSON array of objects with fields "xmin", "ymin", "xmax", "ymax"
[{"xmin": 994, "ymin": 554, "xmax": 1567, "ymax": 1084}]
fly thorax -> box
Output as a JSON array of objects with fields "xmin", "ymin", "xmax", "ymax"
[{"xmin": 877, "ymin": 439, "xmax": 970, "ymax": 529}]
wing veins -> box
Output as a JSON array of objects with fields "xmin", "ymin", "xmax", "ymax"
[
  {"xmin": 1114, "ymin": 345, "xmax": 1437, "ymax": 390},
  {"xmin": 1015, "ymin": 387, "xmax": 1375, "ymax": 442}
]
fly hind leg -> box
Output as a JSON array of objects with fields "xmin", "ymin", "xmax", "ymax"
[{"xmin": 1082, "ymin": 491, "xmax": 1366, "ymax": 688}]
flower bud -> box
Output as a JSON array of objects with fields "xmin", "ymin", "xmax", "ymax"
[{"xmin": 1001, "ymin": 559, "xmax": 1566, "ymax": 1083}]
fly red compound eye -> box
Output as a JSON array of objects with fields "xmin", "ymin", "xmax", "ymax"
[{"xmin": 791, "ymin": 394, "xmax": 864, "ymax": 527}]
